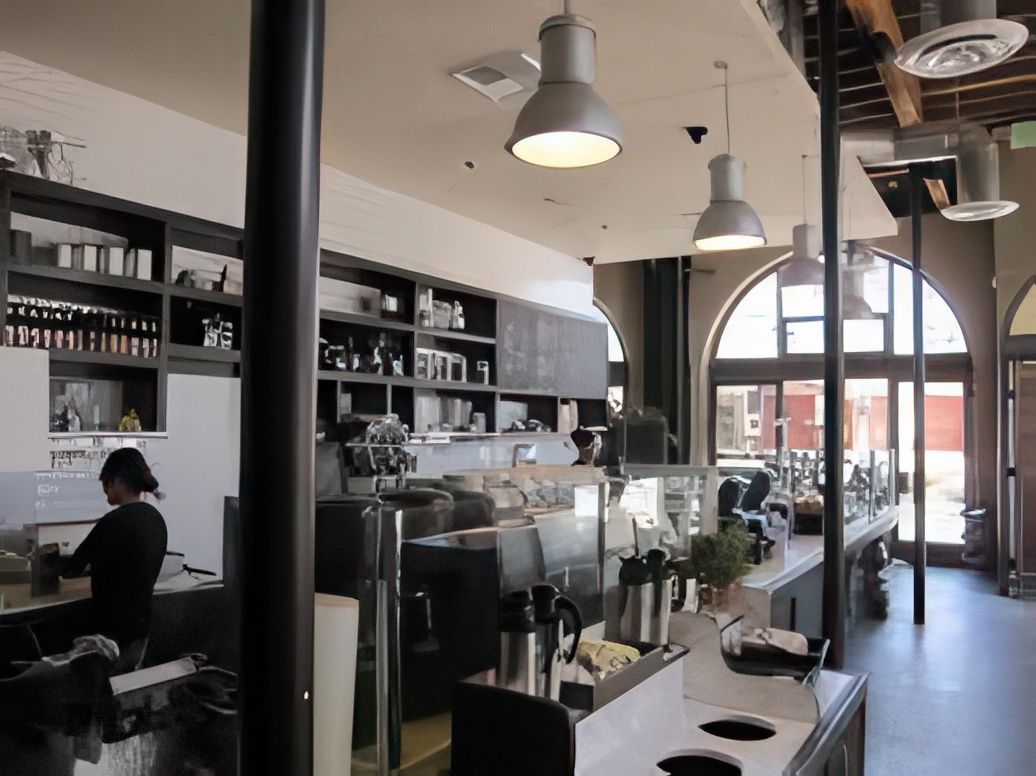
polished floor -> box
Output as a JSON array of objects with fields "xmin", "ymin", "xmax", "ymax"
[{"xmin": 846, "ymin": 563, "xmax": 1036, "ymax": 776}]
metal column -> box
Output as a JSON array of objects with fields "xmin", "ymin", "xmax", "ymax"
[
  {"xmin": 910, "ymin": 167, "xmax": 927, "ymax": 624},
  {"xmin": 819, "ymin": 0, "xmax": 846, "ymax": 668},
  {"xmin": 238, "ymin": 0, "xmax": 325, "ymax": 773}
]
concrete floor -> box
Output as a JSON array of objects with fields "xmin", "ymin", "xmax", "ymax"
[{"xmin": 846, "ymin": 564, "xmax": 1036, "ymax": 776}]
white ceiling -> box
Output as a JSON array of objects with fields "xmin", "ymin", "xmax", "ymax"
[{"xmin": 0, "ymin": 0, "xmax": 895, "ymax": 263}]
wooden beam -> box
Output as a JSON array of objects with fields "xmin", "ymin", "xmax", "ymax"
[
  {"xmin": 844, "ymin": 0, "xmax": 925, "ymax": 126},
  {"xmin": 844, "ymin": 0, "xmax": 950, "ymax": 208},
  {"xmin": 924, "ymin": 178, "xmax": 951, "ymax": 209}
]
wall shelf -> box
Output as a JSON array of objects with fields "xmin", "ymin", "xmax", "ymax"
[
  {"xmin": 320, "ymin": 309, "xmax": 414, "ymax": 332},
  {"xmin": 8, "ymin": 263, "xmax": 164, "ymax": 295},
  {"xmin": 49, "ymin": 349, "xmax": 160, "ymax": 370},
  {"xmin": 415, "ymin": 327, "xmax": 496, "ymax": 345},
  {"xmin": 166, "ymin": 343, "xmax": 240, "ymax": 364},
  {"xmin": 0, "ymin": 171, "xmax": 608, "ymax": 436},
  {"xmin": 168, "ymin": 285, "xmax": 244, "ymax": 308}
]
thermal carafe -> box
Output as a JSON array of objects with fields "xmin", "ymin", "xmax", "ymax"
[
  {"xmin": 617, "ymin": 550, "xmax": 672, "ymax": 646},
  {"xmin": 498, "ymin": 590, "xmax": 538, "ymax": 695},
  {"xmin": 498, "ymin": 584, "xmax": 581, "ymax": 701},
  {"xmin": 531, "ymin": 584, "xmax": 582, "ymax": 701}
]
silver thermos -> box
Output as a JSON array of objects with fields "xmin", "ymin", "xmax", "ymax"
[
  {"xmin": 498, "ymin": 584, "xmax": 582, "ymax": 701},
  {"xmin": 618, "ymin": 549, "xmax": 676, "ymax": 646},
  {"xmin": 498, "ymin": 590, "xmax": 538, "ymax": 695}
]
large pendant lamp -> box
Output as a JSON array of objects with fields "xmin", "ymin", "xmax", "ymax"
[
  {"xmin": 693, "ymin": 61, "xmax": 766, "ymax": 252},
  {"xmin": 506, "ymin": 2, "xmax": 624, "ymax": 169}
]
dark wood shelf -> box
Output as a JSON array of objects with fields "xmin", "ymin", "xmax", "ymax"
[
  {"xmin": 48, "ymin": 349, "xmax": 160, "ymax": 370},
  {"xmin": 317, "ymin": 370, "xmax": 395, "ymax": 385},
  {"xmin": 8, "ymin": 263, "xmax": 163, "ymax": 295},
  {"xmin": 167, "ymin": 343, "xmax": 240, "ymax": 363},
  {"xmin": 167, "ymin": 285, "xmax": 244, "ymax": 307},
  {"xmin": 320, "ymin": 309, "xmax": 415, "ymax": 332},
  {"xmin": 416, "ymin": 326, "xmax": 495, "ymax": 345},
  {"xmin": 409, "ymin": 378, "xmax": 497, "ymax": 393}
]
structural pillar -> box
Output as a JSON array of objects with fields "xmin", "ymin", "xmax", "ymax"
[
  {"xmin": 819, "ymin": 0, "xmax": 846, "ymax": 668},
  {"xmin": 910, "ymin": 166, "xmax": 927, "ymax": 624},
  {"xmin": 238, "ymin": 0, "xmax": 325, "ymax": 773}
]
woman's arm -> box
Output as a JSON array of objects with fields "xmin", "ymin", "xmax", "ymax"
[{"xmin": 62, "ymin": 522, "xmax": 100, "ymax": 577}]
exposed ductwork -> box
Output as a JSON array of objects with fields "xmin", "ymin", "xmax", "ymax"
[
  {"xmin": 895, "ymin": 0, "xmax": 1029, "ymax": 79},
  {"xmin": 846, "ymin": 121, "xmax": 1018, "ymax": 221}
]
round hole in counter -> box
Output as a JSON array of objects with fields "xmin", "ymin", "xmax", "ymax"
[
  {"xmin": 657, "ymin": 751, "xmax": 742, "ymax": 776},
  {"xmin": 699, "ymin": 716, "xmax": 776, "ymax": 741}
]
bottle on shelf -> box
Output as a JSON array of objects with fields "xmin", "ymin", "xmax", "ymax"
[{"xmin": 346, "ymin": 336, "xmax": 356, "ymax": 372}]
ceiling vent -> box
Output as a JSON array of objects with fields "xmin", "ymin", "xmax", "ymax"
[
  {"xmin": 895, "ymin": 0, "xmax": 1028, "ymax": 79},
  {"xmin": 451, "ymin": 51, "xmax": 541, "ymax": 105}
]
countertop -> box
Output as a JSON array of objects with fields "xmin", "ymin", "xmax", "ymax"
[
  {"xmin": 0, "ymin": 570, "xmax": 221, "ymax": 617},
  {"xmin": 574, "ymin": 651, "xmax": 863, "ymax": 776},
  {"xmin": 742, "ymin": 507, "xmax": 899, "ymax": 594}
]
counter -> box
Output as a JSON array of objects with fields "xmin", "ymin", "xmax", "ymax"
[{"xmin": 741, "ymin": 507, "xmax": 899, "ymax": 632}]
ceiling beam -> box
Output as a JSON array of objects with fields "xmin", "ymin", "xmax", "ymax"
[{"xmin": 844, "ymin": 0, "xmax": 951, "ymax": 208}]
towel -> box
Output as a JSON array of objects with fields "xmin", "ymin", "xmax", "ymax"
[{"xmin": 753, "ymin": 627, "xmax": 809, "ymax": 656}]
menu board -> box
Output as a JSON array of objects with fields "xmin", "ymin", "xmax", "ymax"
[{"xmin": 33, "ymin": 471, "xmax": 109, "ymax": 525}]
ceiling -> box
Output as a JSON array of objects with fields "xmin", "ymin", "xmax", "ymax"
[
  {"xmin": 802, "ymin": 0, "xmax": 1036, "ymax": 216},
  {"xmin": 0, "ymin": 0, "xmax": 895, "ymax": 263},
  {"xmin": 804, "ymin": 0, "xmax": 1036, "ymax": 132}
]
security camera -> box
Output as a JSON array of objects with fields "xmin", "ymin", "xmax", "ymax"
[{"xmin": 684, "ymin": 126, "xmax": 708, "ymax": 144}]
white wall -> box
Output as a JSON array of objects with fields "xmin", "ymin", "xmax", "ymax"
[
  {"xmin": 0, "ymin": 51, "xmax": 594, "ymax": 315},
  {"xmin": 147, "ymin": 375, "xmax": 240, "ymax": 576}
]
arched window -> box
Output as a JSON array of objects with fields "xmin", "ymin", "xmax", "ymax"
[
  {"xmin": 592, "ymin": 301, "xmax": 629, "ymax": 415},
  {"xmin": 716, "ymin": 254, "xmax": 965, "ymax": 360},
  {"xmin": 710, "ymin": 248, "xmax": 972, "ymax": 545}
]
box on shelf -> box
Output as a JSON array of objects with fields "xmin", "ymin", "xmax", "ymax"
[
  {"xmin": 82, "ymin": 245, "xmax": 98, "ymax": 272},
  {"xmin": 128, "ymin": 248, "xmax": 152, "ymax": 281},
  {"xmin": 105, "ymin": 246, "xmax": 125, "ymax": 276}
]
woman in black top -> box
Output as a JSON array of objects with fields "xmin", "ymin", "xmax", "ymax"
[{"xmin": 64, "ymin": 448, "xmax": 168, "ymax": 663}]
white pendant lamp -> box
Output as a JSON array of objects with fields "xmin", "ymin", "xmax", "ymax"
[
  {"xmin": 780, "ymin": 224, "xmax": 825, "ymax": 288},
  {"xmin": 506, "ymin": 2, "xmax": 624, "ymax": 169},
  {"xmin": 693, "ymin": 62, "xmax": 766, "ymax": 252},
  {"xmin": 780, "ymin": 156, "xmax": 824, "ymax": 288}
]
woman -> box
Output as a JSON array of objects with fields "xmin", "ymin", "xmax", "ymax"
[{"xmin": 64, "ymin": 448, "xmax": 168, "ymax": 668}]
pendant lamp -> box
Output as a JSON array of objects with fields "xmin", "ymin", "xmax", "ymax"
[
  {"xmin": 506, "ymin": 2, "xmax": 624, "ymax": 169},
  {"xmin": 693, "ymin": 62, "xmax": 766, "ymax": 251},
  {"xmin": 779, "ymin": 156, "xmax": 824, "ymax": 288},
  {"xmin": 779, "ymin": 224, "xmax": 825, "ymax": 287}
]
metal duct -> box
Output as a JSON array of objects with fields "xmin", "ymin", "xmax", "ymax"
[{"xmin": 845, "ymin": 121, "xmax": 1018, "ymax": 220}]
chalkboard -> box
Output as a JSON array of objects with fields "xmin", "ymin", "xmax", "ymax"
[
  {"xmin": 557, "ymin": 316, "xmax": 608, "ymax": 399},
  {"xmin": 497, "ymin": 300, "xmax": 607, "ymax": 398}
]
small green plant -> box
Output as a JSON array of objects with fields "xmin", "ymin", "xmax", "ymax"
[{"xmin": 690, "ymin": 527, "xmax": 750, "ymax": 591}]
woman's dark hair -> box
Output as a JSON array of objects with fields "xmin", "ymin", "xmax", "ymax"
[{"xmin": 100, "ymin": 448, "xmax": 163, "ymax": 499}]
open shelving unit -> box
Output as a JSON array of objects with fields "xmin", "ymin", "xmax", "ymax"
[{"xmin": 0, "ymin": 171, "xmax": 609, "ymax": 436}]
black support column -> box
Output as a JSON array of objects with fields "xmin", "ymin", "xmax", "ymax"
[
  {"xmin": 643, "ymin": 257, "xmax": 691, "ymax": 462},
  {"xmin": 910, "ymin": 166, "xmax": 927, "ymax": 624},
  {"xmin": 239, "ymin": 1, "xmax": 324, "ymax": 774},
  {"xmin": 819, "ymin": 0, "xmax": 846, "ymax": 668}
]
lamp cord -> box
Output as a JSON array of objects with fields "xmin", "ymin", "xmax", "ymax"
[
  {"xmin": 802, "ymin": 154, "xmax": 808, "ymax": 223},
  {"xmin": 724, "ymin": 65, "xmax": 731, "ymax": 155},
  {"xmin": 564, "ymin": 0, "xmax": 571, "ymax": 14}
]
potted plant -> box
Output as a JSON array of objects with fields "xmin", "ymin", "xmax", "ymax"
[{"xmin": 689, "ymin": 527, "xmax": 750, "ymax": 611}]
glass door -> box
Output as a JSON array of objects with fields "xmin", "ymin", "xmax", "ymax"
[{"xmin": 897, "ymin": 381, "xmax": 967, "ymax": 546}]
